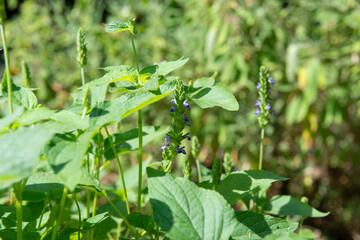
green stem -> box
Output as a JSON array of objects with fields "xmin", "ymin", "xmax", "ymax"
[
  {"xmin": 15, "ymin": 193, "xmax": 23, "ymax": 240},
  {"xmin": 130, "ymin": 33, "xmax": 143, "ymax": 213},
  {"xmin": 196, "ymin": 159, "xmax": 202, "ymax": 182},
  {"xmin": 103, "ymin": 194, "xmax": 136, "ymax": 236},
  {"xmin": 86, "ymin": 190, "xmax": 91, "ymax": 240},
  {"xmin": 137, "ymin": 109, "xmax": 143, "ymax": 212},
  {"xmin": 51, "ymin": 187, "xmax": 68, "ymax": 240},
  {"xmin": 80, "ymin": 66, "xmax": 85, "ymax": 86},
  {"xmin": 0, "ymin": 19, "xmax": 13, "ymax": 113},
  {"xmin": 299, "ymin": 216, "xmax": 305, "ymax": 230},
  {"xmin": 37, "ymin": 198, "xmax": 49, "ymax": 230},
  {"xmin": 259, "ymin": 128, "xmax": 265, "ymax": 170},
  {"xmin": 104, "ymin": 126, "xmax": 130, "ymax": 214},
  {"xmin": 90, "ymin": 193, "xmax": 97, "ymax": 240},
  {"xmin": 130, "ymin": 35, "xmax": 140, "ymax": 74},
  {"xmin": 72, "ymin": 193, "xmax": 82, "ymax": 240}
]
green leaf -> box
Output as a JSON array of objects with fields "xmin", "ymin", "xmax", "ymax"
[
  {"xmin": 1, "ymin": 71, "xmax": 38, "ymax": 109},
  {"xmin": 191, "ymin": 83, "xmax": 239, "ymax": 111},
  {"xmin": 215, "ymin": 170, "xmax": 287, "ymax": 205},
  {"xmin": 263, "ymin": 195, "xmax": 329, "ymax": 217},
  {"xmin": 147, "ymin": 168, "xmax": 237, "ymax": 240},
  {"xmin": 0, "ymin": 127, "xmax": 54, "ymax": 190},
  {"xmin": 231, "ymin": 211, "xmax": 298, "ymax": 239},
  {"xmin": 263, "ymin": 232, "xmax": 311, "ymax": 240},
  {"xmin": 104, "ymin": 126, "xmax": 168, "ymax": 160},
  {"xmin": 192, "ymin": 75, "xmax": 216, "ymax": 90},
  {"xmin": 23, "ymin": 178, "xmax": 65, "ymax": 202},
  {"xmin": 155, "ymin": 58, "xmax": 189, "ymax": 76},
  {"xmin": 105, "ymin": 21, "xmax": 130, "ymax": 33},
  {"xmin": 45, "ymin": 125, "xmax": 101, "ymax": 191},
  {"xmin": 127, "ymin": 212, "xmax": 155, "ymax": 234},
  {"xmin": 83, "ymin": 212, "xmax": 110, "ymax": 230},
  {"xmin": 16, "ymin": 108, "xmax": 89, "ymax": 130},
  {"xmin": 0, "ymin": 107, "xmax": 23, "ymax": 130},
  {"xmin": 90, "ymin": 80, "xmax": 176, "ymax": 127}
]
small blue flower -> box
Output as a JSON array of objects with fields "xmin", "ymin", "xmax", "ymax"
[
  {"xmin": 255, "ymin": 100, "xmax": 260, "ymax": 107},
  {"xmin": 255, "ymin": 108, "xmax": 260, "ymax": 115},
  {"xmin": 183, "ymin": 132, "xmax": 191, "ymax": 141},
  {"xmin": 170, "ymin": 107, "xmax": 175, "ymax": 112},
  {"xmin": 161, "ymin": 143, "xmax": 166, "ymax": 151},
  {"xmin": 266, "ymin": 103, "xmax": 271, "ymax": 111},
  {"xmin": 269, "ymin": 77, "xmax": 275, "ymax": 85},
  {"xmin": 176, "ymin": 146, "xmax": 186, "ymax": 154},
  {"xmin": 165, "ymin": 136, "xmax": 170, "ymax": 143},
  {"xmin": 184, "ymin": 99, "xmax": 190, "ymax": 110},
  {"xmin": 256, "ymin": 82, "xmax": 261, "ymax": 90}
]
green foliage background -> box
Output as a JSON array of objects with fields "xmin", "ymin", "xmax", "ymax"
[{"xmin": 1, "ymin": 0, "xmax": 360, "ymax": 238}]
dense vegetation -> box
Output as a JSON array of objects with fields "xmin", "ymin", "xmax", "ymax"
[{"xmin": 1, "ymin": 0, "xmax": 359, "ymax": 239}]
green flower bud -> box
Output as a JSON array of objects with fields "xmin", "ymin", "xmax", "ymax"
[
  {"xmin": 182, "ymin": 159, "xmax": 192, "ymax": 180},
  {"xmin": 223, "ymin": 152, "xmax": 233, "ymax": 175},
  {"xmin": 22, "ymin": 61, "xmax": 31, "ymax": 88},
  {"xmin": 77, "ymin": 28, "xmax": 87, "ymax": 67},
  {"xmin": 211, "ymin": 157, "xmax": 222, "ymax": 188},
  {"xmin": 191, "ymin": 136, "xmax": 200, "ymax": 159}
]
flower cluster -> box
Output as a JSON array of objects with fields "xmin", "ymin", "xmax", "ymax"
[
  {"xmin": 255, "ymin": 66, "xmax": 274, "ymax": 128},
  {"xmin": 161, "ymin": 79, "xmax": 191, "ymax": 164}
]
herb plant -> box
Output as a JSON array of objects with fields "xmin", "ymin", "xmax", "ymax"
[{"xmin": 0, "ymin": 12, "xmax": 329, "ymax": 240}]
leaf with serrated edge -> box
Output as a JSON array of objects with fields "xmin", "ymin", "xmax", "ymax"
[
  {"xmin": 264, "ymin": 195, "xmax": 329, "ymax": 217},
  {"xmin": 105, "ymin": 21, "xmax": 129, "ymax": 32},
  {"xmin": 231, "ymin": 211, "xmax": 298, "ymax": 239},
  {"xmin": 147, "ymin": 168, "xmax": 237, "ymax": 240}
]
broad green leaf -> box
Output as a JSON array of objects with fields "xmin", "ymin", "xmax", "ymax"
[
  {"xmin": 16, "ymin": 108, "xmax": 89, "ymax": 130},
  {"xmin": 104, "ymin": 126, "xmax": 168, "ymax": 160},
  {"xmin": 83, "ymin": 212, "xmax": 110, "ymax": 230},
  {"xmin": 192, "ymin": 74, "xmax": 216, "ymax": 92},
  {"xmin": 23, "ymin": 172, "xmax": 64, "ymax": 201},
  {"xmin": 45, "ymin": 125, "xmax": 101, "ymax": 191},
  {"xmin": 90, "ymin": 80, "xmax": 176, "ymax": 127},
  {"xmin": 263, "ymin": 195, "xmax": 329, "ymax": 217},
  {"xmin": 155, "ymin": 58, "xmax": 189, "ymax": 76},
  {"xmin": 0, "ymin": 107, "xmax": 23, "ymax": 130},
  {"xmin": 191, "ymin": 83, "xmax": 239, "ymax": 111},
  {"xmin": 1, "ymin": 71, "xmax": 38, "ymax": 109},
  {"xmin": 127, "ymin": 212, "xmax": 155, "ymax": 234},
  {"xmin": 215, "ymin": 170, "xmax": 287, "ymax": 205},
  {"xmin": 231, "ymin": 211, "xmax": 298, "ymax": 239},
  {"xmin": 0, "ymin": 127, "xmax": 54, "ymax": 190},
  {"xmin": 105, "ymin": 21, "xmax": 130, "ymax": 32},
  {"xmin": 147, "ymin": 168, "xmax": 237, "ymax": 240}
]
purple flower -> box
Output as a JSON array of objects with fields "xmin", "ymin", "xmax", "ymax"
[
  {"xmin": 165, "ymin": 135, "xmax": 170, "ymax": 143},
  {"xmin": 176, "ymin": 146, "xmax": 186, "ymax": 154},
  {"xmin": 255, "ymin": 108, "xmax": 260, "ymax": 115},
  {"xmin": 160, "ymin": 143, "xmax": 166, "ymax": 151},
  {"xmin": 256, "ymin": 82, "xmax": 261, "ymax": 90},
  {"xmin": 170, "ymin": 107, "xmax": 175, "ymax": 112},
  {"xmin": 266, "ymin": 103, "xmax": 271, "ymax": 111},
  {"xmin": 255, "ymin": 100, "xmax": 260, "ymax": 107},
  {"xmin": 183, "ymin": 132, "xmax": 191, "ymax": 141},
  {"xmin": 269, "ymin": 77, "xmax": 275, "ymax": 85},
  {"xmin": 184, "ymin": 99, "xmax": 190, "ymax": 110}
]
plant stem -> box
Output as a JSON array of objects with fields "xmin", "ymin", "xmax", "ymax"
[
  {"xmin": 137, "ymin": 109, "xmax": 143, "ymax": 212},
  {"xmin": 51, "ymin": 187, "xmax": 68, "ymax": 240},
  {"xmin": 196, "ymin": 159, "xmax": 202, "ymax": 182},
  {"xmin": 15, "ymin": 192, "xmax": 23, "ymax": 240},
  {"xmin": 90, "ymin": 193, "xmax": 97, "ymax": 240},
  {"xmin": 130, "ymin": 32, "xmax": 143, "ymax": 213},
  {"xmin": 73, "ymin": 193, "xmax": 82, "ymax": 240},
  {"xmin": 104, "ymin": 126, "xmax": 130, "ymax": 214},
  {"xmin": 37, "ymin": 198, "xmax": 49, "ymax": 230},
  {"xmin": 130, "ymin": 35, "xmax": 140, "ymax": 74},
  {"xmin": 0, "ymin": 19, "xmax": 13, "ymax": 113},
  {"xmin": 81, "ymin": 67, "xmax": 85, "ymax": 86},
  {"xmin": 259, "ymin": 128, "xmax": 265, "ymax": 170},
  {"xmin": 86, "ymin": 190, "xmax": 91, "ymax": 240}
]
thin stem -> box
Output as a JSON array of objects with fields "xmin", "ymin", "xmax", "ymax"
[
  {"xmin": 103, "ymin": 194, "xmax": 135, "ymax": 235},
  {"xmin": 130, "ymin": 35, "xmax": 140, "ymax": 74},
  {"xmin": 72, "ymin": 193, "xmax": 82, "ymax": 240},
  {"xmin": 130, "ymin": 33, "xmax": 143, "ymax": 213},
  {"xmin": 196, "ymin": 159, "xmax": 202, "ymax": 182},
  {"xmin": 137, "ymin": 109, "xmax": 143, "ymax": 212},
  {"xmin": 81, "ymin": 107, "xmax": 87, "ymax": 119},
  {"xmin": 86, "ymin": 190, "xmax": 91, "ymax": 240},
  {"xmin": 80, "ymin": 67, "xmax": 85, "ymax": 86},
  {"xmin": 0, "ymin": 19, "xmax": 13, "ymax": 113},
  {"xmin": 51, "ymin": 187, "xmax": 68, "ymax": 240},
  {"xmin": 15, "ymin": 193, "xmax": 23, "ymax": 240},
  {"xmin": 37, "ymin": 198, "xmax": 49, "ymax": 230},
  {"xmin": 259, "ymin": 128, "xmax": 265, "ymax": 170},
  {"xmin": 104, "ymin": 126, "xmax": 130, "ymax": 214},
  {"xmin": 90, "ymin": 193, "xmax": 97, "ymax": 240},
  {"xmin": 299, "ymin": 216, "xmax": 305, "ymax": 230}
]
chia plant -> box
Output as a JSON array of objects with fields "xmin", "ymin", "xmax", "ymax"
[
  {"xmin": 160, "ymin": 79, "xmax": 191, "ymax": 172},
  {"xmin": 255, "ymin": 66, "xmax": 274, "ymax": 170}
]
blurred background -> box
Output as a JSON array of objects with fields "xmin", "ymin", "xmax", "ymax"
[{"xmin": 1, "ymin": 0, "xmax": 359, "ymax": 239}]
